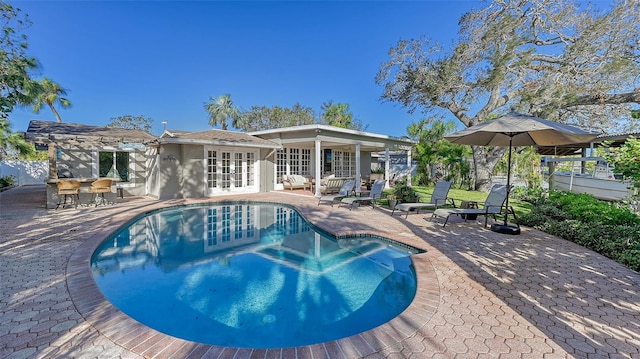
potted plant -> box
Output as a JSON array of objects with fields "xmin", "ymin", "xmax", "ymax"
[
  {"xmin": 365, "ymin": 180, "xmax": 372, "ymax": 190},
  {"xmin": 370, "ymin": 167, "xmax": 385, "ymax": 181},
  {"xmin": 387, "ymin": 194, "xmax": 398, "ymax": 209}
]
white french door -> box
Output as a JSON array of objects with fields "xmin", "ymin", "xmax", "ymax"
[{"xmin": 206, "ymin": 147, "xmax": 258, "ymax": 195}]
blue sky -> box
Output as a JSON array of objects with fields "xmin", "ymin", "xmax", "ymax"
[{"xmin": 9, "ymin": 1, "xmax": 480, "ymax": 137}]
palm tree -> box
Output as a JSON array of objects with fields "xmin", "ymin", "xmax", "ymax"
[
  {"xmin": 32, "ymin": 78, "xmax": 71, "ymax": 123},
  {"xmin": 204, "ymin": 94, "xmax": 243, "ymax": 130},
  {"xmin": 0, "ymin": 119, "xmax": 33, "ymax": 159}
]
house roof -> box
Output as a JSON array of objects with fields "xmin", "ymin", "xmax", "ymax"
[
  {"xmin": 249, "ymin": 124, "xmax": 413, "ymax": 151},
  {"xmin": 159, "ymin": 129, "xmax": 281, "ymax": 149},
  {"xmin": 24, "ymin": 120, "xmax": 157, "ymax": 145}
]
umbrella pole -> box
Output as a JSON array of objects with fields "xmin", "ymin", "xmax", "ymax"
[{"xmin": 504, "ymin": 137, "xmax": 513, "ymax": 225}]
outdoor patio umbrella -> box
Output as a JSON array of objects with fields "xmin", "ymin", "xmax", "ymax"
[{"xmin": 444, "ymin": 111, "xmax": 600, "ymax": 234}]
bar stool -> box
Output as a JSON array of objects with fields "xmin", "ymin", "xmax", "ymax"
[
  {"xmin": 89, "ymin": 179, "xmax": 113, "ymax": 206},
  {"xmin": 55, "ymin": 180, "xmax": 81, "ymax": 209}
]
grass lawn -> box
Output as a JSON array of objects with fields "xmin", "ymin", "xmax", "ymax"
[{"xmin": 382, "ymin": 184, "xmax": 533, "ymax": 218}]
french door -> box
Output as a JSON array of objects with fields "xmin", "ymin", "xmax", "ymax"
[{"xmin": 206, "ymin": 147, "xmax": 258, "ymax": 195}]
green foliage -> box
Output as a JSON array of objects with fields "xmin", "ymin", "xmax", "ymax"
[
  {"xmin": 510, "ymin": 185, "xmax": 546, "ymax": 205},
  {"xmin": 0, "ymin": 118, "xmax": 33, "ymax": 159},
  {"xmin": 204, "ymin": 94, "xmax": 242, "ymax": 130},
  {"xmin": 320, "ymin": 101, "xmax": 366, "ymax": 131},
  {"xmin": 29, "ymin": 77, "xmax": 71, "ymax": 123},
  {"xmin": 520, "ymin": 191, "xmax": 640, "ymax": 272},
  {"xmin": 107, "ymin": 115, "xmax": 153, "ymax": 132},
  {"xmin": 239, "ymin": 103, "xmax": 316, "ymax": 131},
  {"xmin": 392, "ymin": 178, "xmax": 420, "ymax": 203},
  {"xmin": 550, "ymin": 191, "xmax": 640, "ymax": 226},
  {"xmin": 0, "ymin": 174, "xmax": 15, "ymax": 188},
  {"xmin": 0, "ymin": 2, "xmax": 39, "ymax": 120},
  {"xmin": 603, "ymin": 136, "xmax": 640, "ymax": 193},
  {"xmin": 406, "ymin": 118, "xmax": 471, "ymax": 187},
  {"xmin": 376, "ymin": 0, "xmax": 640, "ymax": 190},
  {"xmin": 371, "ymin": 167, "xmax": 385, "ymax": 174}
]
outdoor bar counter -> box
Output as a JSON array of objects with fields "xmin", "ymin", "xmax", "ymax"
[{"xmin": 45, "ymin": 178, "xmax": 119, "ymax": 209}]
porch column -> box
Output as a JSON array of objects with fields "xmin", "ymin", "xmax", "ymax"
[
  {"xmin": 355, "ymin": 144, "xmax": 361, "ymax": 194},
  {"xmin": 48, "ymin": 144, "xmax": 57, "ymax": 179},
  {"xmin": 406, "ymin": 147, "xmax": 412, "ymax": 187},
  {"xmin": 385, "ymin": 147, "xmax": 390, "ymax": 188},
  {"xmin": 314, "ymin": 138, "xmax": 322, "ymax": 197}
]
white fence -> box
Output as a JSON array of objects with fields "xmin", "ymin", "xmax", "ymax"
[{"xmin": 0, "ymin": 160, "xmax": 48, "ymax": 185}]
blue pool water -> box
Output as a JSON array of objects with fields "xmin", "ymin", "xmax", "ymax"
[{"xmin": 91, "ymin": 203, "xmax": 419, "ymax": 348}]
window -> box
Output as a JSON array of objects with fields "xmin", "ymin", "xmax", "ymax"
[
  {"xmin": 207, "ymin": 150, "xmax": 217, "ymax": 188},
  {"xmin": 323, "ymin": 149, "xmax": 332, "ymax": 173},
  {"xmin": 333, "ymin": 150, "xmax": 355, "ymax": 177},
  {"xmin": 301, "ymin": 149, "xmax": 311, "ymax": 176},
  {"xmin": 246, "ymin": 152, "xmax": 255, "ymax": 186},
  {"xmin": 234, "ymin": 152, "xmax": 243, "ymax": 188},
  {"xmin": 99, "ymin": 151, "xmax": 130, "ymax": 182},
  {"xmin": 289, "ymin": 148, "xmax": 300, "ymax": 174},
  {"xmin": 276, "ymin": 149, "xmax": 287, "ymax": 183}
]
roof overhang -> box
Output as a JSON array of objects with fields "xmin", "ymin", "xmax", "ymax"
[
  {"xmin": 249, "ymin": 124, "xmax": 413, "ymax": 151},
  {"xmin": 157, "ymin": 137, "xmax": 281, "ymax": 149}
]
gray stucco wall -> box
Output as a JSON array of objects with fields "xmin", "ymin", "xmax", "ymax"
[
  {"xmin": 157, "ymin": 143, "xmax": 182, "ymax": 200},
  {"xmin": 260, "ymin": 148, "xmax": 275, "ymax": 192},
  {"xmin": 57, "ymin": 145, "xmax": 93, "ymax": 178},
  {"xmin": 181, "ymin": 144, "xmax": 205, "ymax": 199}
]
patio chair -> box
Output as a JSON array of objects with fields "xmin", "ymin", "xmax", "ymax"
[
  {"xmin": 318, "ymin": 179, "xmax": 355, "ymax": 206},
  {"xmin": 431, "ymin": 184, "xmax": 508, "ymax": 227},
  {"xmin": 89, "ymin": 178, "xmax": 114, "ymax": 206},
  {"xmin": 392, "ymin": 180, "xmax": 455, "ymax": 218},
  {"xmin": 340, "ymin": 179, "xmax": 386, "ymax": 210},
  {"xmin": 55, "ymin": 179, "xmax": 81, "ymax": 209}
]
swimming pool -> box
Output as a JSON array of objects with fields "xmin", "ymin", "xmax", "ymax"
[{"xmin": 91, "ymin": 202, "xmax": 419, "ymax": 348}]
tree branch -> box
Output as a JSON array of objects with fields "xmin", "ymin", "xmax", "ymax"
[{"xmin": 562, "ymin": 90, "xmax": 640, "ymax": 108}]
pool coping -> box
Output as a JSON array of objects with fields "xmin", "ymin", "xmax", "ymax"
[{"xmin": 67, "ymin": 201, "xmax": 440, "ymax": 358}]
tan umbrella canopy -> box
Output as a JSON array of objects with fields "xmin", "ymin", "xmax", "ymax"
[
  {"xmin": 445, "ymin": 112, "xmax": 600, "ymax": 147},
  {"xmin": 445, "ymin": 111, "xmax": 600, "ymax": 234}
]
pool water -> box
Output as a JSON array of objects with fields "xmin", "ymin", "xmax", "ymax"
[{"xmin": 91, "ymin": 203, "xmax": 419, "ymax": 348}]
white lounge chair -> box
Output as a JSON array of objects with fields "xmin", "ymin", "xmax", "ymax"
[
  {"xmin": 318, "ymin": 179, "xmax": 355, "ymax": 206},
  {"xmin": 432, "ymin": 184, "xmax": 508, "ymax": 227},
  {"xmin": 392, "ymin": 181, "xmax": 454, "ymax": 218},
  {"xmin": 340, "ymin": 179, "xmax": 387, "ymax": 210}
]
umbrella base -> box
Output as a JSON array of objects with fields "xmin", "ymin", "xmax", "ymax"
[{"xmin": 490, "ymin": 223, "xmax": 521, "ymax": 235}]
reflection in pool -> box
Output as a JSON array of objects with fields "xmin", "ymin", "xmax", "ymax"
[{"xmin": 91, "ymin": 203, "xmax": 419, "ymax": 348}]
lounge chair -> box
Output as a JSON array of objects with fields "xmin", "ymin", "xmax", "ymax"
[
  {"xmin": 432, "ymin": 184, "xmax": 508, "ymax": 227},
  {"xmin": 340, "ymin": 179, "xmax": 386, "ymax": 210},
  {"xmin": 317, "ymin": 179, "xmax": 355, "ymax": 206},
  {"xmin": 392, "ymin": 181, "xmax": 454, "ymax": 218}
]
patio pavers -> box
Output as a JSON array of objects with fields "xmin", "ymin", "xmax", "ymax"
[{"xmin": 1, "ymin": 185, "xmax": 639, "ymax": 358}]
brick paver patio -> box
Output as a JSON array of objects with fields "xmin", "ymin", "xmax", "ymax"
[{"xmin": 1, "ymin": 185, "xmax": 639, "ymax": 358}]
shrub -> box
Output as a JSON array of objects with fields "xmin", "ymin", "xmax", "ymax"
[
  {"xmin": 0, "ymin": 175, "xmax": 16, "ymax": 188},
  {"xmin": 520, "ymin": 191, "xmax": 640, "ymax": 272},
  {"xmin": 511, "ymin": 186, "xmax": 546, "ymax": 205},
  {"xmin": 393, "ymin": 178, "xmax": 420, "ymax": 203}
]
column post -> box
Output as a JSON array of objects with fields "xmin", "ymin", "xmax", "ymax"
[
  {"xmin": 355, "ymin": 143, "xmax": 361, "ymax": 194},
  {"xmin": 314, "ymin": 138, "xmax": 322, "ymax": 197},
  {"xmin": 385, "ymin": 147, "xmax": 390, "ymax": 188},
  {"xmin": 406, "ymin": 147, "xmax": 412, "ymax": 187}
]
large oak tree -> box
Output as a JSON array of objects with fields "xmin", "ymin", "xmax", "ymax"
[{"xmin": 376, "ymin": 0, "xmax": 640, "ymax": 191}]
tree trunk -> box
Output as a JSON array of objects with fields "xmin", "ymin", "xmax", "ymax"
[
  {"xmin": 472, "ymin": 146, "xmax": 505, "ymax": 192},
  {"xmin": 48, "ymin": 104, "xmax": 63, "ymax": 123}
]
